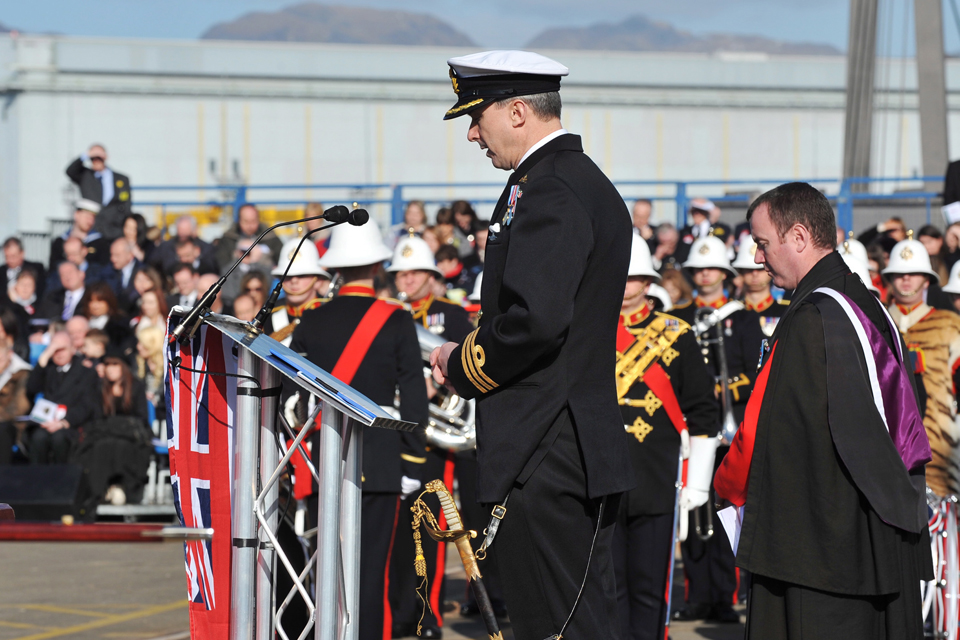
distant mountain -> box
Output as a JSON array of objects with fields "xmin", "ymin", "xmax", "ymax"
[
  {"xmin": 201, "ymin": 3, "xmax": 476, "ymax": 47},
  {"xmin": 527, "ymin": 15, "xmax": 841, "ymax": 56},
  {"xmin": 0, "ymin": 21, "xmax": 10, "ymax": 33}
]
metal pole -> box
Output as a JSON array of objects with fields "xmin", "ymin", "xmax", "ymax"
[
  {"xmin": 256, "ymin": 362, "xmax": 281, "ymax": 640},
  {"xmin": 315, "ymin": 402, "xmax": 346, "ymax": 640},
  {"xmin": 914, "ymin": 0, "xmax": 949, "ymax": 192},
  {"xmin": 339, "ymin": 416, "xmax": 363, "ymax": 640},
  {"xmin": 392, "ymin": 185, "xmax": 404, "ymax": 226},
  {"xmin": 675, "ymin": 182, "xmax": 687, "ymax": 229},
  {"xmin": 231, "ymin": 347, "xmax": 261, "ymax": 640},
  {"xmin": 842, "ymin": 0, "xmax": 878, "ymax": 190}
]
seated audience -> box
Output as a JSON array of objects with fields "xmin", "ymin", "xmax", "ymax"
[
  {"xmin": 25, "ymin": 330, "xmax": 99, "ymax": 464},
  {"xmin": 9, "ymin": 270, "xmax": 38, "ymax": 317},
  {"xmin": 76, "ymin": 282, "xmax": 135, "ymax": 360},
  {"xmin": 81, "ymin": 328, "xmax": 109, "ymax": 370},
  {"xmin": 232, "ymin": 293, "xmax": 258, "ymax": 322},
  {"xmin": 134, "ymin": 289, "xmax": 168, "ymax": 335},
  {"xmin": 76, "ymin": 352, "xmax": 151, "ymax": 506},
  {"xmin": 0, "ymin": 310, "xmax": 31, "ymax": 464},
  {"xmin": 221, "ymin": 237, "xmax": 272, "ymax": 305},
  {"xmin": 387, "ymin": 200, "xmax": 428, "ymax": 247},
  {"xmin": 136, "ymin": 326, "xmax": 165, "ymax": 420},
  {"xmin": 215, "ymin": 203, "xmax": 284, "ymax": 270},
  {"xmin": 107, "ymin": 238, "xmax": 143, "ymax": 314},
  {"xmin": 38, "ymin": 261, "xmax": 86, "ymax": 321},
  {"xmin": 47, "ymin": 237, "xmax": 111, "ymax": 292},
  {"xmin": 65, "ymin": 316, "xmax": 90, "ymax": 352},
  {"xmin": 198, "ymin": 273, "xmax": 227, "ymax": 314},
  {"xmin": 170, "ymin": 237, "xmax": 218, "ymax": 277},
  {"xmin": 304, "ymin": 202, "xmax": 333, "ymax": 257},
  {"xmin": 660, "ymin": 268, "xmax": 693, "ymax": 308},
  {"xmin": 49, "ymin": 200, "xmax": 111, "ymax": 270},
  {"xmin": 3, "ymin": 237, "xmax": 46, "ymax": 299},
  {"xmin": 435, "ymin": 244, "xmax": 478, "ymax": 299},
  {"xmin": 132, "ymin": 265, "xmax": 166, "ymax": 304},
  {"xmin": 239, "ymin": 271, "xmax": 269, "ymax": 309},
  {"xmin": 149, "ymin": 215, "xmax": 215, "ymax": 275},
  {"xmin": 167, "ymin": 263, "xmax": 200, "ymax": 309},
  {"xmin": 121, "ymin": 213, "xmax": 153, "ymax": 264}
]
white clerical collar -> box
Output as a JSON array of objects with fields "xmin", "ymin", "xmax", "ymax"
[{"xmin": 517, "ymin": 129, "xmax": 568, "ymax": 169}]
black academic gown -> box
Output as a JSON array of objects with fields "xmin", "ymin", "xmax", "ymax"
[{"xmin": 736, "ymin": 251, "xmax": 932, "ymax": 639}]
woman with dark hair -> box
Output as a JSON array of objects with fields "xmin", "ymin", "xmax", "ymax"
[
  {"xmin": 76, "ymin": 353, "xmax": 152, "ymax": 506},
  {"xmin": 239, "ymin": 271, "xmax": 269, "ymax": 309},
  {"xmin": 122, "ymin": 213, "xmax": 153, "ymax": 264},
  {"xmin": 133, "ymin": 265, "xmax": 166, "ymax": 301},
  {"xmin": 133, "ymin": 289, "xmax": 169, "ymax": 334},
  {"xmin": 76, "ymin": 282, "xmax": 135, "ymax": 359}
]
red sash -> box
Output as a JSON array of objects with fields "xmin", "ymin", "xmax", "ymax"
[
  {"xmin": 644, "ymin": 362, "xmax": 688, "ymax": 486},
  {"xmin": 714, "ymin": 341, "xmax": 778, "ymax": 506},
  {"xmin": 290, "ymin": 299, "xmax": 400, "ymax": 499}
]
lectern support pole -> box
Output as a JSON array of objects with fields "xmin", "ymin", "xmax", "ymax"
[
  {"xmin": 315, "ymin": 401, "xmax": 348, "ymax": 640},
  {"xmin": 256, "ymin": 362, "xmax": 281, "ymax": 640}
]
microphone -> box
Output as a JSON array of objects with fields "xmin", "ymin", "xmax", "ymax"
[
  {"xmin": 171, "ymin": 204, "xmax": 351, "ymax": 345},
  {"xmin": 250, "ymin": 208, "xmax": 369, "ymax": 332}
]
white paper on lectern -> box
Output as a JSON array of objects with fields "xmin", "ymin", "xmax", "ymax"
[{"xmin": 717, "ymin": 505, "xmax": 744, "ymax": 556}]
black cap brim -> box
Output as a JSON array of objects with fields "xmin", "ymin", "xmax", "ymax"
[{"xmin": 444, "ymin": 71, "xmax": 562, "ymax": 120}]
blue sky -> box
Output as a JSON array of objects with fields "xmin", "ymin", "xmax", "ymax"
[{"xmin": 2, "ymin": 0, "xmax": 959, "ymax": 54}]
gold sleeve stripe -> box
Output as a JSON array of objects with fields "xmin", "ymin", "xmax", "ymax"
[
  {"xmin": 461, "ymin": 330, "xmax": 496, "ymax": 393},
  {"xmin": 467, "ymin": 330, "xmax": 498, "ymax": 391},
  {"xmin": 400, "ymin": 454, "xmax": 427, "ymax": 464}
]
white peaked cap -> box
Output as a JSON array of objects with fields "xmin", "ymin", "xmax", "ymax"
[
  {"xmin": 447, "ymin": 50, "xmax": 569, "ymax": 78},
  {"xmin": 838, "ymin": 238, "xmax": 869, "ymax": 264},
  {"xmin": 941, "ymin": 260, "xmax": 960, "ymax": 294},
  {"xmin": 881, "ymin": 239, "xmax": 940, "ymax": 284},
  {"xmin": 75, "ymin": 198, "xmax": 101, "ymax": 214},
  {"xmin": 317, "ymin": 218, "xmax": 393, "ymax": 269},
  {"xmin": 732, "ymin": 236, "xmax": 763, "ymax": 270},
  {"xmin": 387, "ymin": 236, "xmax": 443, "ymax": 277},
  {"xmin": 272, "ymin": 238, "xmax": 330, "ymax": 278},
  {"xmin": 689, "ymin": 198, "xmax": 716, "ymax": 213},
  {"xmin": 647, "ymin": 283, "xmax": 673, "ymax": 312},
  {"xmin": 842, "ymin": 253, "xmax": 880, "ymax": 294},
  {"xmin": 469, "ymin": 271, "xmax": 483, "ymax": 302},
  {"xmin": 627, "ymin": 234, "xmax": 661, "ymax": 281},
  {"xmin": 682, "ymin": 236, "xmax": 736, "ymax": 277}
]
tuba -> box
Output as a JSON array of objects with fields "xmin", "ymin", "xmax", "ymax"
[{"xmin": 414, "ymin": 324, "xmax": 477, "ymax": 452}]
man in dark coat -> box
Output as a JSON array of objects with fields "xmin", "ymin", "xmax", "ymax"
[
  {"xmin": 715, "ymin": 182, "xmax": 932, "ymax": 639},
  {"xmin": 215, "ymin": 204, "xmax": 283, "ymax": 270},
  {"xmin": 65, "ymin": 144, "xmax": 132, "ymax": 240},
  {"xmin": 431, "ymin": 50, "xmax": 635, "ymax": 640},
  {"xmin": 2, "ymin": 237, "xmax": 46, "ymax": 299}
]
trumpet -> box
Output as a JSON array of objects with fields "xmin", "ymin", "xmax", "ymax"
[
  {"xmin": 693, "ymin": 302, "xmax": 744, "ymax": 446},
  {"xmin": 415, "ymin": 325, "xmax": 477, "ymax": 452}
]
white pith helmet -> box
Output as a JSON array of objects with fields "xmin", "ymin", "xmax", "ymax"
[
  {"xmin": 468, "ymin": 271, "xmax": 483, "ymax": 302},
  {"xmin": 682, "ymin": 236, "xmax": 736, "ymax": 278},
  {"xmin": 732, "ymin": 236, "xmax": 763, "ymax": 270},
  {"xmin": 627, "ymin": 234, "xmax": 661, "ymax": 281},
  {"xmin": 942, "ymin": 261, "xmax": 960, "ymax": 294},
  {"xmin": 387, "ymin": 235, "xmax": 443, "ymax": 278},
  {"xmin": 647, "ymin": 282, "xmax": 673, "ymax": 311},
  {"xmin": 318, "ymin": 218, "xmax": 392, "ymax": 269},
  {"xmin": 841, "ymin": 253, "xmax": 879, "ymax": 294},
  {"xmin": 272, "ymin": 238, "xmax": 330, "ymax": 278},
  {"xmin": 838, "ymin": 238, "xmax": 869, "ymax": 264},
  {"xmin": 881, "ymin": 238, "xmax": 940, "ymax": 284}
]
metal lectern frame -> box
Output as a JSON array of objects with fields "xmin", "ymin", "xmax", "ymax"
[{"xmin": 196, "ymin": 314, "xmax": 416, "ymax": 640}]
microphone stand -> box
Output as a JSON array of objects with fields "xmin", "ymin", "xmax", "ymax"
[
  {"xmin": 171, "ymin": 205, "xmax": 350, "ymax": 345},
  {"xmin": 250, "ymin": 210, "xmax": 366, "ymax": 332}
]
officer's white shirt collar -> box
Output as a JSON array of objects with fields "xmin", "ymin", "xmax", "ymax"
[{"xmin": 516, "ymin": 129, "xmax": 569, "ymax": 169}]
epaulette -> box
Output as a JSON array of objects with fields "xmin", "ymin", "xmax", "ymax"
[
  {"xmin": 302, "ymin": 298, "xmax": 324, "ymax": 311},
  {"xmin": 271, "ymin": 305, "xmax": 286, "ymax": 313},
  {"xmin": 672, "ymin": 300, "xmax": 692, "ymax": 310},
  {"xmin": 653, "ymin": 311, "xmax": 691, "ymax": 332},
  {"xmin": 382, "ymin": 297, "xmax": 406, "ymax": 307},
  {"xmin": 777, "ymin": 299, "xmax": 790, "ymax": 306}
]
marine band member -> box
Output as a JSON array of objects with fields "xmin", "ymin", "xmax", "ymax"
[{"xmin": 264, "ymin": 238, "xmax": 331, "ymax": 347}]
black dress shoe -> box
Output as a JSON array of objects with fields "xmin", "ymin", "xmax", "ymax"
[
  {"xmin": 391, "ymin": 623, "xmax": 413, "ymax": 638},
  {"xmin": 710, "ymin": 603, "xmax": 742, "ymax": 623},
  {"xmin": 459, "ymin": 601, "xmax": 480, "ymax": 617},
  {"xmin": 671, "ymin": 603, "xmax": 712, "ymax": 621},
  {"xmin": 419, "ymin": 626, "xmax": 442, "ymax": 638}
]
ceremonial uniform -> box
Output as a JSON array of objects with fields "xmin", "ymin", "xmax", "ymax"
[
  {"xmin": 291, "ymin": 283, "xmax": 428, "ymax": 640},
  {"xmin": 264, "ymin": 297, "xmax": 324, "ymax": 346},
  {"xmin": 715, "ymin": 250, "xmax": 932, "ymax": 639},
  {"xmin": 614, "ymin": 301, "xmax": 718, "ymax": 640}
]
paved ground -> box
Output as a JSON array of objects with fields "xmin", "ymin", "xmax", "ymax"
[{"xmin": 0, "ymin": 540, "xmax": 743, "ymax": 640}]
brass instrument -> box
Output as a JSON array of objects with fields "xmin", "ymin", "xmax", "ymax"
[
  {"xmin": 415, "ymin": 324, "xmax": 477, "ymax": 452},
  {"xmin": 691, "ymin": 301, "xmax": 744, "ymax": 541}
]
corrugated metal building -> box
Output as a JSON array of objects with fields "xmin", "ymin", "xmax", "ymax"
[{"xmin": 1, "ymin": 33, "xmax": 958, "ymax": 239}]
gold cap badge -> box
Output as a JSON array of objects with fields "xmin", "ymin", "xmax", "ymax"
[
  {"xmin": 698, "ymin": 244, "xmax": 711, "ymax": 255},
  {"xmin": 449, "ymin": 68, "xmax": 460, "ymax": 95},
  {"xmin": 900, "ymin": 246, "xmax": 913, "ymax": 261},
  {"xmin": 401, "ymin": 245, "xmax": 414, "ymax": 258}
]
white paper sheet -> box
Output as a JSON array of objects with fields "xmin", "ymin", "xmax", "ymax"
[
  {"xmin": 943, "ymin": 202, "xmax": 960, "ymax": 225},
  {"xmin": 717, "ymin": 505, "xmax": 745, "ymax": 556}
]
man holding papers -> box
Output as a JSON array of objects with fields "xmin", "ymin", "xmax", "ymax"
[{"xmin": 714, "ymin": 182, "xmax": 932, "ymax": 639}]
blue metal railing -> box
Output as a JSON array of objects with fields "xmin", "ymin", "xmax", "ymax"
[{"xmin": 130, "ymin": 176, "xmax": 944, "ymax": 234}]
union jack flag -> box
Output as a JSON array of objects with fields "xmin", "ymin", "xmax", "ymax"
[{"xmin": 165, "ymin": 317, "xmax": 237, "ymax": 640}]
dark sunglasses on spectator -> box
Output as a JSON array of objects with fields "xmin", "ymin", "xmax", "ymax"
[
  {"xmin": 244, "ymin": 286, "xmax": 263, "ymax": 292},
  {"xmin": 89, "ymin": 156, "xmax": 105, "ymax": 162}
]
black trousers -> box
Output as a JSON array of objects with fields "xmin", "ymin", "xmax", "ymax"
[
  {"xmin": 457, "ymin": 450, "xmax": 505, "ymax": 610},
  {"xmin": 490, "ymin": 409, "xmax": 621, "ymax": 640},
  {"xmin": 679, "ymin": 446, "xmax": 737, "ymax": 606},
  {"xmin": 390, "ymin": 448, "xmax": 455, "ymax": 632},
  {"xmin": 613, "ymin": 510, "xmax": 674, "ymax": 640},
  {"xmin": 0, "ymin": 421, "xmax": 17, "ymax": 464},
  {"xmin": 28, "ymin": 426, "xmax": 76, "ymax": 464},
  {"xmin": 745, "ymin": 573, "xmax": 922, "ymax": 640}
]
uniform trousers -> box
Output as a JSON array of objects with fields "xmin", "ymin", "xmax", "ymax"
[
  {"xmin": 679, "ymin": 446, "xmax": 737, "ymax": 606},
  {"xmin": 28, "ymin": 426, "xmax": 76, "ymax": 464},
  {"xmin": 745, "ymin": 573, "xmax": 917, "ymax": 640},
  {"xmin": 613, "ymin": 510, "xmax": 674, "ymax": 640},
  {"xmin": 456, "ymin": 450, "xmax": 505, "ymax": 611},
  {"xmin": 390, "ymin": 448, "xmax": 455, "ymax": 633},
  {"xmin": 489, "ymin": 409, "xmax": 621, "ymax": 640}
]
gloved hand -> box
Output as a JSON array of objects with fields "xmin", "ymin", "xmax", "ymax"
[
  {"xmin": 401, "ymin": 476, "xmax": 422, "ymax": 499},
  {"xmin": 678, "ymin": 434, "xmax": 720, "ymax": 538},
  {"xmin": 680, "ymin": 487, "xmax": 710, "ymax": 510}
]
